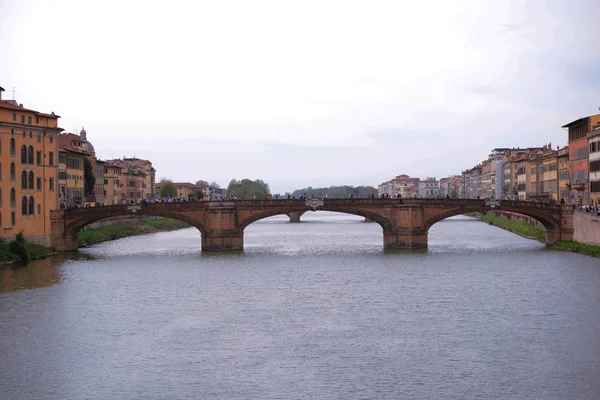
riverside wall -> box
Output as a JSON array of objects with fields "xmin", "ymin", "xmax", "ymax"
[
  {"xmin": 573, "ymin": 211, "xmax": 600, "ymax": 246},
  {"xmin": 487, "ymin": 210, "xmax": 600, "ymax": 246}
]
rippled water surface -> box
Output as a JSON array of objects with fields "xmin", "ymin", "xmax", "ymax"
[{"xmin": 1, "ymin": 213, "xmax": 600, "ymax": 399}]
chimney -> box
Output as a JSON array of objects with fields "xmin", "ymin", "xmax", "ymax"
[{"xmin": 0, "ymin": 86, "xmax": 4, "ymax": 101}]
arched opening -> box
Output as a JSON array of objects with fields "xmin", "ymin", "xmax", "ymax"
[
  {"xmin": 21, "ymin": 196, "xmax": 27, "ymax": 216},
  {"xmin": 240, "ymin": 209, "xmax": 388, "ymax": 251},
  {"xmin": 10, "ymin": 163, "xmax": 15, "ymax": 181},
  {"xmin": 63, "ymin": 208, "xmax": 206, "ymax": 250},
  {"xmin": 423, "ymin": 207, "xmax": 560, "ymax": 246},
  {"xmin": 20, "ymin": 171, "xmax": 27, "ymax": 190},
  {"xmin": 28, "ymin": 197, "xmax": 34, "ymax": 215},
  {"xmin": 28, "ymin": 171, "xmax": 34, "ymax": 190},
  {"xmin": 27, "ymin": 146, "xmax": 34, "ymax": 164},
  {"xmin": 20, "ymin": 145, "xmax": 27, "ymax": 164}
]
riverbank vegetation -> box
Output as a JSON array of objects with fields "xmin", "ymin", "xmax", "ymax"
[
  {"xmin": 478, "ymin": 214, "xmax": 546, "ymax": 241},
  {"xmin": 0, "ymin": 232, "xmax": 55, "ymax": 263},
  {"xmin": 466, "ymin": 212, "xmax": 600, "ymax": 258},
  {"xmin": 78, "ymin": 218, "xmax": 190, "ymax": 247},
  {"xmin": 554, "ymin": 241, "xmax": 600, "ymax": 258}
]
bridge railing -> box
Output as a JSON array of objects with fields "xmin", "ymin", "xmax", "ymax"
[{"xmin": 56, "ymin": 198, "xmax": 566, "ymax": 214}]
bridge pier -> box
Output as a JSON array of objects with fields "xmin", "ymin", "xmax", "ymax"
[
  {"xmin": 287, "ymin": 211, "xmax": 305, "ymax": 223},
  {"xmin": 51, "ymin": 235, "xmax": 78, "ymax": 251},
  {"xmin": 384, "ymin": 231, "xmax": 428, "ymax": 249},
  {"xmin": 201, "ymin": 231, "xmax": 244, "ymax": 251}
]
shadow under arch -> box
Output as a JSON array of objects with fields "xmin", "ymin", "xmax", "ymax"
[
  {"xmin": 422, "ymin": 206, "xmax": 560, "ymax": 242},
  {"xmin": 64, "ymin": 208, "xmax": 206, "ymax": 240}
]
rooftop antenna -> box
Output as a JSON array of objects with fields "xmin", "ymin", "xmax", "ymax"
[{"xmin": 11, "ymin": 87, "xmax": 16, "ymax": 100}]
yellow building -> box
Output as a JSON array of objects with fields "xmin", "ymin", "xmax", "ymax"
[
  {"xmin": 104, "ymin": 163, "xmax": 123, "ymax": 205},
  {"xmin": 175, "ymin": 182, "xmax": 194, "ymax": 199},
  {"xmin": 59, "ymin": 133, "xmax": 93, "ymax": 206},
  {"xmin": 0, "ymin": 86, "xmax": 62, "ymax": 245},
  {"xmin": 557, "ymin": 146, "xmax": 569, "ymax": 203},
  {"xmin": 540, "ymin": 149, "xmax": 559, "ymax": 202}
]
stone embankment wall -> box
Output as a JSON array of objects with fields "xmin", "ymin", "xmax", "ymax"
[
  {"xmin": 573, "ymin": 211, "xmax": 600, "ymax": 246},
  {"xmin": 487, "ymin": 211, "xmax": 545, "ymax": 229}
]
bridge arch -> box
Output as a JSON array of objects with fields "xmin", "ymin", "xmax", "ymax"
[
  {"xmin": 239, "ymin": 207, "xmax": 391, "ymax": 234},
  {"xmin": 422, "ymin": 205, "xmax": 562, "ymax": 244},
  {"xmin": 62, "ymin": 206, "xmax": 206, "ymax": 243}
]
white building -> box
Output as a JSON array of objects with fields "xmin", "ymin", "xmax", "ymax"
[{"xmin": 418, "ymin": 178, "xmax": 439, "ymax": 198}]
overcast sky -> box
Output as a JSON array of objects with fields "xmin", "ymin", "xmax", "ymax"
[{"xmin": 1, "ymin": 0, "xmax": 598, "ymax": 193}]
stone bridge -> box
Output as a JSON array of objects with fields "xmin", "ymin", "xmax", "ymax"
[{"xmin": 50, "ymin": 199, "xmax": 573, "ymax": 251}]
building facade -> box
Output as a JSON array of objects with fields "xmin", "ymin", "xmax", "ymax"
[
  {"xmin": 94, "ymin": 159, "xmax": 105, "ymax": 205},
  {"xmin": 462, "ymin": 166, "xmax": 482, "ymax": 199},
  {"xmin": 562, "ymin": 114, "xmax": 600, "ymax": 204},
  {"xmin": 103, "ymin": 163, "xmax": 123, "ymax": 205},
  {"xmin": 589, "ymin": 125, "xmax": 600, "ymax": 205},
  {"xmin": 418, "ymin": 178, "xmax": 439, "ymax": 198},
  {"xmin": 0, "ymin": 86, "xmax": 62, "ymax": 244}
]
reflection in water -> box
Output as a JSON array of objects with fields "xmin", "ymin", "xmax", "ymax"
[{"xmin": 1, "ymin": 213, "xmax": 600, "ymax": 400}]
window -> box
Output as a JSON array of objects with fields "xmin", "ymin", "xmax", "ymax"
[
  {"xmin": 104, "ymin": 179, "xmax": 108, "ymax": 184},
  {"xmin": 20, "ymin": 145, "xmax": 27, "ymax": 164},
  {"xmin": 37, "ymin": 204, "xmax": 41, "ymax": 215},
  {"xmin": 28, "ymin": 171, "xmax": 34, "ymax": 190},
  {"xmin": 10, "ymin": 188, "xmax": 15, "ymax": 207},
  {"xmin": 21, "ymin": 171, "xmax": 27, "ymax": 189},
  {"xmin": 37, "ymin": 135, "xmax": 41, "ymax": 143},
  {"xmin": 21, "ymin": 197, "xmax": 27, "ymax": 215},
  {"xmin": 49, "ymin": 136, "xmax": 53, "ymax": 144},
  {"xmin": 21, "ymin": 115, "xmax": 25, "ymax": 123},
  {"xmin": 28, "ymin": 197, "xmax": 34, "ymax": 215},
  {"xmin": 12, "ymin": 113, "xmax": 16, "ymax": 121},
  {"xmin": 11, "ymin": 212, "xmax": 15, "ymax": 226},
  {"xmin": 49, "ymin": 152, "xmax": 54, "ymax": 166},
  {"xmin": 36, "ymin": 117, "xmax": 39, "ymax": 124},
  {"xmin": 49, "ymin": 178, "xmax": 54, "ymax": 191},
  {"xmin": 10, "ymin": 138, "xmax": 15, "ymax": 155},
  {"xmin": 27, "ymin": 116, "xmax": 31, "ymax": 124},
  {"xmin": 36, "ymin": 177, "xmax": 41, "ymax": 191},
  {"xmin": 10, "ymin": 163, "xmax": 15, "ymax": 181},
  {"xmin": 36, "ymin": 151, "xmax": 41, "ymax": 165},
  {"xmin": 27, "ymin": 146, "xmax": 33, "ymax": 164},
  {"xmin": 22, "ymin": 131, "xmax": 25, "ymax": 138}
]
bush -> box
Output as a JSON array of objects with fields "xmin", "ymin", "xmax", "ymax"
[{"xmin": 9, "ymin": 232, "xmax": 29, "ymax": 263}]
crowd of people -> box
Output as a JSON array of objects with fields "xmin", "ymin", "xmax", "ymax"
[{"xmin": 577, "ymin": 204, "xmax": 600, "ymax": 215}]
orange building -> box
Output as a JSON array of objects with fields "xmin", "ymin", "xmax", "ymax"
[
  {"xmin": 0, "ymin": 86, "xmax": 62, "ymax": 245},
  {"xmin": 562, "ymin": 114, "xmax": 600, "ymax": 204},
  {"xmin": 175, "ymin": 182, "xmax": 194, "ymax": 199}
]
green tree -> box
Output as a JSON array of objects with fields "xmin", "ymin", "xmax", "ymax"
[
  {"xmin": 159, "ymin": 179, "xmax": 177, "ymax": 198},
  {"xmin": 227, "ymin": 178, "xmax": 271, "ymax": 199},
  {"xmin": 83, "ymin": 158, "xmax": 96, "ymax": 196},
  {"xmin": 9, "ymin": 231, "xmax": 29, "ymax": 263}
]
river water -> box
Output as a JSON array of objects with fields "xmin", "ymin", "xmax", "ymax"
[{"xmin": 1, "ymin": 213, "xmax": 600, "ymax": 399}]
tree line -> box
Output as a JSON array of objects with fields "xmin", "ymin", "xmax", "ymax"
[{"xmin": 290, "ymin": 185, "xmax": 378, "ymax": 199}]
